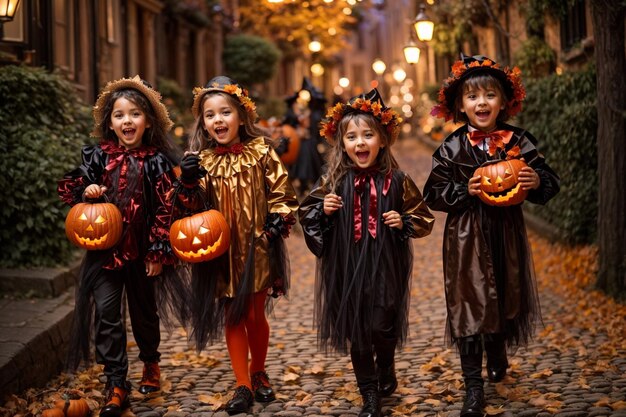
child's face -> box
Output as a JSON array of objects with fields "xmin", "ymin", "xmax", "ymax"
[
  {"xmin": 342, "ymin": 118, "xmax": 384, "ymax": 169},
  {"xmin": 202, "ymin": 94, "xmax": 242, "ymax": 146},
  {"xmin": 109, "ymin": 97, "xmax": 150, "ymax": 150},
  {"xmin": 460, "ymin": 86, "xmax": 505, "ymax": 132}
]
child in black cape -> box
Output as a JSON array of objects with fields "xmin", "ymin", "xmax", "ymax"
[
  {"xmin": 423, "ymin": 55, "xmax": 560, "ymax": 416},
  {"xmin": 299, "ymin": 89, "xmax": 434, "ymax": 417}
]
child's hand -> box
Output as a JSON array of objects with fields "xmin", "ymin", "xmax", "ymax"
[
  {"xmin": 323, "ymin": 193, "xmax": 342, "ymax": 216},
  {"xmin": 383, "ymin": 210, "xmax": 403, "ymax": 230},
  {"xmin": 518, "ymin": 166, "xmax": 540, "ymax": 190},
  {"xmin": 180, "ymin": 151, "xmax": 203, "ymax": 182},
  {"xmin": 145, "ymin": 261, "xmax": 162, "ymax": 277},
  {"xmin": 468, "ymin": 175, "xmax": 482, "ymax": 196},
  {"xmin": 83, "ymin": 184, "xmax": 107, "ymax": 200}
]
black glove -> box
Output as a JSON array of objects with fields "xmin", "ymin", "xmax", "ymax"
[{"xmin": 180, "ymin": 153, "xmax": 204, "ymax": 183}]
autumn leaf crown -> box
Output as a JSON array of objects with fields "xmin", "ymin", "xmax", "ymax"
[
  {"xmin": 192, "ymin": 76, "xmax": 258, "ymax": 121},
  {"xmin": 320, "ymin": 88, "xmax": 402, "ymax": 145},
  {"xmin": 431, "ymin": 54, "xmax": 526, "ymax": 122}
]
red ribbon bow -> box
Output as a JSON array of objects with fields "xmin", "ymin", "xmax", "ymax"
[
  {"xmin": 214, "ymin": 143, "xmax": 245, "ymax": 155},
  {"xmin": 353, "ymin": 169, "xmax": 392, "ymax": 242},
  {"xmin": 467, "ymin": 129, "xmax": 513, "ymax": 155}
]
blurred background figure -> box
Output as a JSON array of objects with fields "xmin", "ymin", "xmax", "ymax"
[{"xmin": 283, "ymin": 78, "xmax": 327, "ymax": 197}]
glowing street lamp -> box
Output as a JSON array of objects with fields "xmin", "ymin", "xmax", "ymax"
[
  {"xmin": 393, "ymin": 67, "xmax": 407, "ymax": 83},
  {"xmin": 0, "ymin": 0, "xmax": 21, "ymax": 37},
  {"xmin": 413, "ymin": 4, "xmax": 434, "ymax": 42},
  {"xmin": 339, "ymin": 77, "xmax": 350, "ymax": 88},
  {"xmin": 308, "ymin": 37, "xmax": 322, "ymax": 53},
  {"xmin": 311, "ymin": 63, "xmax": 325, "ymax": 76},
  {"xmin": 372, "ymin": 59, "xmax": 386, "ymax": 76},
  {"xmin": 403, "ymin": 38, "xmax": 421, "ymax": 65}
]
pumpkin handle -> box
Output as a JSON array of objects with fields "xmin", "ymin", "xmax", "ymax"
[{"xmin": 82, "ymin": 193, "xmax": 111, "ymax": 204}]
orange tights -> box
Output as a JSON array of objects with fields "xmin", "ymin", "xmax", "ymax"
[{"xmin": 225, "ymin": 291, "xmax": 270, "ymax": 389}]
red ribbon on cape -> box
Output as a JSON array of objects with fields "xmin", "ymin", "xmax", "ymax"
[{"xmin": 353, "ymin": 169, "xmax": 392, "ymax": 242}]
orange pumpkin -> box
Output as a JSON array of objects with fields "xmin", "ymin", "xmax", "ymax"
[
  {"xmin": 170, "ymin": 209, "xmax": 230, "ymax": 263},
  {"xmin": 275, "ymin": 124, "xmax": 301, "ymax": 166},
  {"xmin": 473, "ymin": 158, "xmax": 529, "ymax": 206},
  {"xmin": 41, "ymin": 408, "xmax": 65, "ymax": 417},
  {"xmin": 65, "ymin": 202, "xmax": 123, "ymax": 250},
  {"xmin": 53, "ymin": 397, "xmax": 90, "ymax": 417}
]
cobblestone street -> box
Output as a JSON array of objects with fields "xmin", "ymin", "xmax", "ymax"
[{"xmin": 117, "ymin": 139, "xmax": 625, "ymax": 417}]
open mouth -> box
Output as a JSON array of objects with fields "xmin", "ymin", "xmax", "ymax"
[
  {"xmin": 215, "ymin": 126, "xmax": 228, "ymax": 137},
  {"xmin": 122, "ymin": 128, "xmax": 136, "ymax": 138},
  {"xmin": 356, "ymin": 151, "xmax": 370, "ymax": 162}
]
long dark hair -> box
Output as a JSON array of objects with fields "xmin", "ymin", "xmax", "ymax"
[{"xmin": 99, "ymin": 89, "xmax": 181, "ymax": 163}]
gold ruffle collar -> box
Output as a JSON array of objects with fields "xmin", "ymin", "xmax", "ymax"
[{"xmin": 200, "ymin": 137, "xmax": 269, "ymax": 178}]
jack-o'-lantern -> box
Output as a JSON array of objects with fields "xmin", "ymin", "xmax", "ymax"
[
  {"xmin": 473, "ymin": 158, "xmax": 529, "ymax": 206},
  {"xmin": 65, "ymin": 202, "xmax": 123, "ymax": 250},
  {"xmin": 170, "ymin": 209, "xmax": 230, "ymax": 263},
  {"xmin": 275, "ymin": 124, "xmax": 301, "ymax": 166}
]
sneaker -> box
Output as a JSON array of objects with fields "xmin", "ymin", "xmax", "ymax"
[
  {"xmin": 251, "ymin": 370, "xmax": 276, "ymax": 402},
  {"xmin": 225, "ymin": 385, "xmax": 253, "ymax": 415},
  {"xmin": 138, "ymin": 362, "xmax": 161, "ymax": 394},
  {"xmin": 100, "ymin": 386, "xmax": 130, "ymax": 417}
]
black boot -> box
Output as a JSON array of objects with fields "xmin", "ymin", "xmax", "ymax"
[
  {"xmin": 225, "ymin": 385, "xmax": 253, "ymax": 415},
  {"xmin": 251, "ymin": 370, "xmax": 276, "ymax": 402},
  {"xmin": 485, "ymin": 335, "xmax": 508, "ymax": 383},
  {"xmin": 460, "ymin": 386, "xmax": 485, "ymax": 417},
  {"xmin": 377, "ymin": 364, "xmax": 398, "ymax": 397},
  {"xmin": 359, "ymin": 388, "xmax": 381, "ymax": 417}
]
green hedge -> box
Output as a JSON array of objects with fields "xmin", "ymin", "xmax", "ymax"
[
  {"xmin": 0, "ymin": 66, "xmax": 92, "ymax": 268},
  {"xmin": 518, "ymin": 64, "xmax": 597, "ymax": 244}
]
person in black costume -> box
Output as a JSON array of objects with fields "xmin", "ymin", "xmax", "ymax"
[
  {"xmin": 58, "ymin": 76, "xmax": 187, "ymax": 417},
  {"xmin": 299, "ymin": 89, "xmax": 434, "ymax": 417},
  {"xmin": 423, "ymin": 55, "xmax": 560, "ymax": 416},
  {"xmin": 284, "ymin": 77, "xmax": 327, "ymax": 196}
]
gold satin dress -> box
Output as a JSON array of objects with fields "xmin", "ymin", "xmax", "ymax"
[{"xmin": 197, "ymin": 137, "xmax": 299, "ymax": 298}]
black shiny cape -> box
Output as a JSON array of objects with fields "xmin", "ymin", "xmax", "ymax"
[
  {"xmin": 299, "ymin": 169, "xmax": 434, "ymax": 353},
  {"xmin": 423, "ymin": 123, "xmax": 560, "ymax": 349},
  {"xmin": 58, "ymin": 142, "xmax": 189, "ymax": 369}
]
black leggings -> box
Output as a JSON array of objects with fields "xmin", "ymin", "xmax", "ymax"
[{"xmin": 350, "ymin": 307, "xmax": 397, "ymax": 394}]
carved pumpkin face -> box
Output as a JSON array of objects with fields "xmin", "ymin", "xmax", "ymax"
[
  {"xmin": 65, "ymin": 202, "xmax": 122, "ymax": 250},
  {"xmin": 474, "ymin": 158, "xmax": 529, "ymax": 206},
  {"xmin": 170, "ymin": 209, "xmax": 230, "ymax": 263}
]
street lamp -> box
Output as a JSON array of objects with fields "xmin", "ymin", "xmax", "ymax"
[
  {"xmin": 413, "ymin": 3, "xmax": 434, "ymax": 42},
  {"xmin": 393, "ymin": 66, "xmax": 407, "ymax": 83},
  {"xmin": 308, "ymin": 37, "xmax": 322, "ymax": 53},
  {"xmin": 372, "ymin": 59, "xmax": 386, "ymax": 76},
  {"xmin": 0, "ymin": 0, "xmax": 21, "ymax": 37},
  {"xmin": 403, "ymin": 38, "xmax": 421, "ymax": 65}
]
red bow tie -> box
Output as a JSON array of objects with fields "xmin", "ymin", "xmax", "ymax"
[
  {"xmin": 467, "ymin": 129, "xmax": 513, "ymax": 155},
  {"xmin": 214, "ymin": 143, "xmax": 245, "ymax": 155}
]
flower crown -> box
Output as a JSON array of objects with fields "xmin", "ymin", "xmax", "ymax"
[
  {"xmin": 191, "ymin": 77, "xmax": 258, "ymax": 121},
  {"xmin": 431, "ymin": 55, "xmax": 526, "ymax": 122},
  {"xmin": 320, "ymin": 89, "xmax": 402, "ymax": 144}
]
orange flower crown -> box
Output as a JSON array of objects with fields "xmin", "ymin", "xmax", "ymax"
[
  {"xmin": 320, "ymin": 89, "xmax": 402, "ymax": 145},
  {"xmin": 431, "ymin": 55, "xmax": 526, "ymax": 122},
  {"xmin": 192, "ymin": 76, "xmax": 258, "ymax": 121}
]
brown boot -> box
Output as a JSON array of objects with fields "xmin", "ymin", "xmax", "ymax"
[
  {"xmin": 138, "ymin": 362, "xmax": 161, "ymax": 394},
  {"xmin": 100, "ymin": 386, "xmax": 130, "ymax": 417}
]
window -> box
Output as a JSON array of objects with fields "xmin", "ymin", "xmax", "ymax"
[{"xmin": 560, "ymin": 0, "xmax": 587, "ymax": 51}]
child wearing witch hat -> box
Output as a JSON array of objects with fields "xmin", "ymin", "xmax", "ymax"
[
  {"xmin": 299, "ymin": 89, "xmax": 434, "ymax": 417},
  {"xmin": 423, "ymin": 55, "xmax": 560, "ymax": 415}
]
